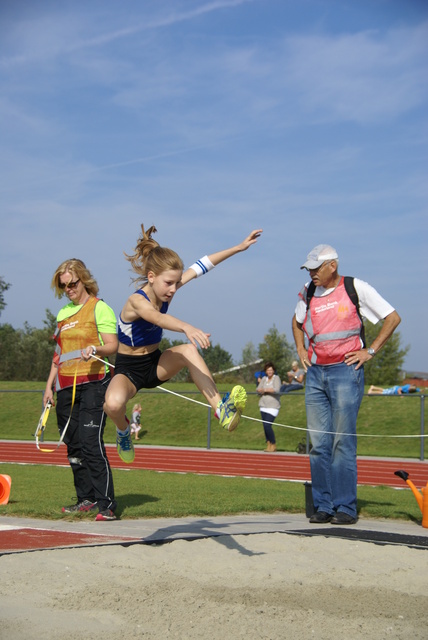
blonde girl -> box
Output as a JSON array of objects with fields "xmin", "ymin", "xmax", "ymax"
[{"xmin": 104, "ymin": 224, "xmax": 262, "ymax": 462}]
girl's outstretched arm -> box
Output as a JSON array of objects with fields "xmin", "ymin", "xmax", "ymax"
[
  {"xmin": 127, "ymin": 293, "xmax": 212, "ymax": 349},
  {"xmin": 180, "ymin": 228, "xmax": 263, "ymax": 287}
]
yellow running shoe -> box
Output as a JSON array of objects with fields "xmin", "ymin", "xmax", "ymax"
[
  {"xmin": 116, "ymin": 418, "xmax": 135, "ymax": 463},
  {"xmin": 217, "ymin": 385, "xmax": 247, "ymax": 432}
]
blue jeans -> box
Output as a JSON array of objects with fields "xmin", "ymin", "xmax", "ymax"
[
  {"xmin": 280, "ymin": 383, "xmax": 304, "ymax": 393},
  {"xmin": 305, "ymin": 362, "xmax": 364, "ymax": 518},
  {"xmin": 260, "ymin": 411, "xmax": 276, "ymax": 444}
]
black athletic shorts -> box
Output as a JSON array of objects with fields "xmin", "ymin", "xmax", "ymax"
[{"xmin": 114, "ymin": 350, "xmax": 169, "ymax": 390}]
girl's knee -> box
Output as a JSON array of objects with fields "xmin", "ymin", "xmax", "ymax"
[
  {"xmin": 169, "ymin": 342, "xmax": 200, "ymax": 364},
  {"xmin": 183, "ymin": 343, "xmax": 199, "ymax": 358},
  {"xmin": 104, "ymin": 393, "xmax": 125, "ymax": 416}
]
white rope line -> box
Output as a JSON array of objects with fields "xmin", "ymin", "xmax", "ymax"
[
  {"xmin": 157, "ymin": 385, "xmax": 427, "ymax": 439},
  {"xmin": 251, "ymin": 416, "xmax": 428, "ymax": 439},
  {"xmin": 157, "ymin": 385, "xmax": 211, "ymax": 408},
  {"xmin": 89, "ymin": 356, "xmax": 426, "ymax": 440},
  {"xmin": 91, "ymin": 353, "xmax": 116, "ymax": 367}
]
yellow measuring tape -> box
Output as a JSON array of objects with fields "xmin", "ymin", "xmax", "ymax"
[{"xmin": 35, "ymin": 366, "xmax": 78, "ymax": 453}]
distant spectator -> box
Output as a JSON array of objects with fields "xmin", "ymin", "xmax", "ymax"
[
  {"xmin": 130, "ymin": 403, "xmax": 142, "ymax": 440},
  {"xmin": 368, "ymin": 384, "xmax": 420, "ymax": 396},
  {"xmin": 280, "ymin": 361, "xmax": 305, "ymax": 393},
  {"xmin": 254, "ymin": 370, "xmax": 265, "ymax": 384},
  {"xmin": 257, "ymin": 362, "xmax": 281, "ymax": 452}
]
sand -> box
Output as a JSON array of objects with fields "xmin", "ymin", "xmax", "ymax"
[{"xmin": 0, "ymin": 532, "xmax": 427, "ymax": 639}]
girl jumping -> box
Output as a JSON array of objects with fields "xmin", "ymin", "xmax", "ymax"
[{"xmin": 104, "ymin": 224, "xmax": 262, "ymax": 462}]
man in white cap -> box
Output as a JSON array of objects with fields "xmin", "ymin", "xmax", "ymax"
[{"xmin": 292, "ymin": 244, "xmax": 400, "ymax": 524}]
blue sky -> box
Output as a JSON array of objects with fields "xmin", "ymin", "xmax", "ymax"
[{"xmin": 1, "ymin": 0, "xmax": 427, "ymax": 373}]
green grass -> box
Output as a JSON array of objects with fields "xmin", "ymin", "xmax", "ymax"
[
  {"xmin": 0, "ymin": 463, "xmax": 422, "ymax": 524},
  {"xmin": 0, "ymin": 380, "xmax": 425, "ymax": 458},
  {"xmin": 0, "ymin": 381, "xmax": 425, "ymax": 523}
]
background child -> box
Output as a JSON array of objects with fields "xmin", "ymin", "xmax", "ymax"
[{"xmin": 130, "ymin": 403, "xmax": 142, "ymax": 440}]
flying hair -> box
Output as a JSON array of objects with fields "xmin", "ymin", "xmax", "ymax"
[{"xmin": 125, "ymin": 224, "xmax": 184, "ymax": 286}]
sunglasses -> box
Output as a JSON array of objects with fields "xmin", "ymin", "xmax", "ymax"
[
  {"xmin": 59, "ymin": 279, "xmax": 81, "ymax": 290},
  {"xmin": 307, "ymin": 261, "xmax": 332, "ymax": 273}
]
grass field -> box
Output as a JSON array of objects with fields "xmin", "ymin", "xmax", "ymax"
[
  {"xmin": 0, "ymin": 381, "xmax": 426, "ymax": 522},
  {"xmin": 0, "ymin": 463, "xmax": 422, "ymax": 523},
  {"xmin": 0, "ymin": 380, "xmax": 425, "ymax": 458}
]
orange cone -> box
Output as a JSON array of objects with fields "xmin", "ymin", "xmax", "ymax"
[{"xmin": 0, "ymin": 474, "xmax": 12, "ymax": 505}]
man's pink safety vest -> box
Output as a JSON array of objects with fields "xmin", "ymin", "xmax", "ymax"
[{"xmin": 301, "ymin": 277, "xmax": 363, "ymax": 365}]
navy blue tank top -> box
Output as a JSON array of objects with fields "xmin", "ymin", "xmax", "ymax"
[{"xmin": 117, "ymin": 290, "xmax": 169, "ymax": 347}]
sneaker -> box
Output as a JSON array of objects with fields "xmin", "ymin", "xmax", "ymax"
[
  {"xmin": 62, "ymin": 500, "xmax": 97, "ymax": 513},
  {"xmin": 116, "ymin": 417, "xmax": 135, "ymax": 463},
  {"xmin": 95, "ymin": 509, "xmax": 117, "ymax": 521},
  {"xmin": 217, "ymin": 385, "xmax": 247, "ymax": 432}
]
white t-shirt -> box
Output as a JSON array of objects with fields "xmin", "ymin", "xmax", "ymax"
[{"xmin": 294, "ymin": 278, "xmax": 395, "ymax": 325}]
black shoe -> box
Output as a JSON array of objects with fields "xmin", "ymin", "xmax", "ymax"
[
  {"xmin": 309, "ymin": 511, "xmax": 332, "ymax": 523},
  {"xmin": 62, "ymin": 500, "xmax": 97, "ymax": 513},
  {"xmin": 331, "ymin": 512, "xmax": 358, "ymax": 525}
]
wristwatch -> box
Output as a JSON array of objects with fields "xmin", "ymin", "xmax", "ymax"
[{"xmin": 367, "ymin": 347, "xmax": 376, "ymax": 356}]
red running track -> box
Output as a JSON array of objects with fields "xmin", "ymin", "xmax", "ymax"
[
  {"xmin": 1, "ymin": 440, "xmax": 427, "ymax": 488},
  {"xmin": 0, "ymin": 528, "xmax": 138, "ymax": 553}
]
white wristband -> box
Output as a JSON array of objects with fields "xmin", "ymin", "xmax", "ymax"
[{"xmin": 189, "ymin": 255, "xmax": 215, "ymax": 278}]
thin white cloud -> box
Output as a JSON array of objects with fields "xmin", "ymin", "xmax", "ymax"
[
  {"xmin": 71, "ymin": 0, "xmax": 257, "ymax": 49},
  {"xmin": 284, "ymin": 23, "xmax": 428, "ymax": 123},
  {"xmin": 98, "ymin": 21, "xmax": 428, "ymax": 129},
  {"xmin": 0, "ymin": 0, "xmax": 257, "ymax": 66}
]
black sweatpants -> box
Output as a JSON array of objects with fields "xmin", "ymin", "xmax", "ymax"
[{"xmin": 56, "ymin": 379, "xmax": 116, "ymax": 513}]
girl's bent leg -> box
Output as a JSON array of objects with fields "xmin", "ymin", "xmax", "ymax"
[
  {"xmin": 157, "ymin": 345, "xmax": 222, "ymax": 411},
  {"xmin": 104, "ymin": 374, "xmax": 137, "ymax": 431},
  {"xmin": 105, "ymin": 374, "xmax": 137, "ymax": 464},
  {"xmin": 158, "ymin": 345, "xmax": 247, "ymax": 432}
]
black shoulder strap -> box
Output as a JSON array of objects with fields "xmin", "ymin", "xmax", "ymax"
[
  {"xmin": 305, "ymin": 280, "xmax": 316, "ymax": 310},
  {"xmin": 344, "ymin": 276, "xmax": 365, "ymax": 347},
  {"xmin": 306, "ymin": 276, "xmax": 365, "ymax": 346},
  {"xmin": 343, "ymin": 276, "xmax": 358, "ymax": 309}
]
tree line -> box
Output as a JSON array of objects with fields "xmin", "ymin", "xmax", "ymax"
[{"xmin": 0, "ymin": 276, "xmax": 408, "ymax": 384}]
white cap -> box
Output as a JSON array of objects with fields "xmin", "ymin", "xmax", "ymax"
[{"xmin": 300, "ymin": 244, "xmax": 338, "ymax": 270}]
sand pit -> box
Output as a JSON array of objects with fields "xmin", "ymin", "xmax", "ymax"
[{"xmin": 0, "ymin": 531, "xmax": 427, "ymax": 639}]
